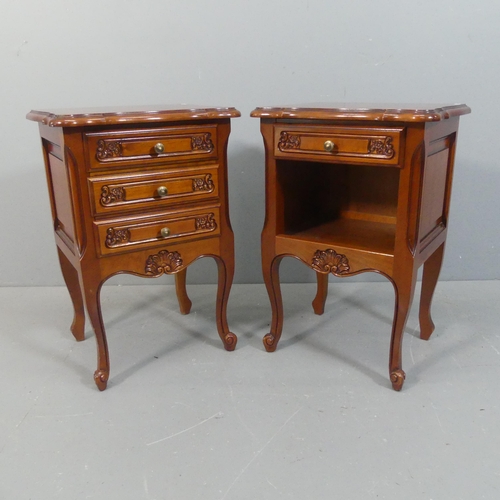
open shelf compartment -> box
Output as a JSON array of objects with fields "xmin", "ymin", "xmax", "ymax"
[{"xmin": 276, "ymin": 159, "xmax": 400, "ymax": 257}]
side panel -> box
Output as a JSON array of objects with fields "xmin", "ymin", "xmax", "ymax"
[
  {"xmin": 40, "ymin": 132, "xmax": 76, "ymax": 251},
  {"xmin": 418, "ymin": 132, "xmax": 456, "ymax": 252}
]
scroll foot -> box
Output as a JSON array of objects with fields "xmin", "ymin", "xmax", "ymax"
[
  {"xmin": 94, "ymin": 369, "xmax": 109, "ymax": 391},
  {"xmin": 390, "ymin": 369, "xmax": 406, "ymax": 391},
  {"xmin": 223, "ymin": 332, "xmax": 237, "ymax": 351},
  {"xmin": 263, "ymin": 333, "xmax": 277, "ymax": 352}
]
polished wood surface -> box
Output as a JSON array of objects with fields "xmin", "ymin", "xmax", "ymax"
[
  {"xmin": 28, "ymin": 106, "xmax": 239, "ymax": 390},
  {"xmin": 27, "ymin": 105, "xmax": 241, "ymax": 127},
  {"xmin": 273, "ymin": 124, "xmax": 404, "ymax": 165},
  {"xmin": 250, "ymin": 103, "xmax": 471, "ymax": 122},
  {"xmin": 252, "ymin": 103, "xmax": 470, "ymax": 390}
]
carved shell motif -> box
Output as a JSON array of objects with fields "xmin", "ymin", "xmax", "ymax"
[
  {"xmin": 278, "ymin": 132, "xmax": 301, "ymax": 151},
  {"xmin": 145, "ymin": 250, "xmax": 183, "ymax": 276},
  {"xmin": 96, "ymin": 139, "xmax": 123, "ymax": 160},
  {"xmin": 311, "ymin": 249, "xmax": 350, "ymax": 275}
]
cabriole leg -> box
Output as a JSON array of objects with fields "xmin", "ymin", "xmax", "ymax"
[
  {"xmin": 57, "ymin": 248, "xmax": 85, "ymax": 341},
  {"xmin": 83, "ymin": 281, "xmax": 110, "ymax": 391},
  {"xmin": 213, "ymin": 256, "xmax": 237, "ymax": 351},
  {"xmin": 389, "ymin": 272, "xmax": 417, "ymax": 391},
  {"xmin": 312, "ymin": 271, "xmax": 329, "ymax": 315},
  {"xmin": 175, "ymin": 268, "xmax": 192, "ymax": 315},
  {"xmin": 419, "ymin": 243, "xmax": 445, "ymax": 341},
  {"xmin": 262, "ymin": 255, "xmax": 285, "ymax": 352}
]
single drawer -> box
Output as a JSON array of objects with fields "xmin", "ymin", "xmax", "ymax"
[
  {"xmin": 95, "ymin": 207, "xmax": 221, "ymax": 256},
  {"xmin": 89, "ymin": 166, "xmax": 219, "ymax": 215},
  {"xmin": 274, "ymin": 125, "xmax": 403, "ymax": 166},
  {"xmin": 85, "ymin": 125, "xmax": 218, "ymax": 170}
]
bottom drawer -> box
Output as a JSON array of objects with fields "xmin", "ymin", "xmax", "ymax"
[{"xmin": 95, "ymin": 207, "xmax": 220, "ymax": 256}]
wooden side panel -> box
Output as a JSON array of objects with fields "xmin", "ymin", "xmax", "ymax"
[
  {"xmin": 418, "ymin": 135, "xmax": 455, "ymax": 251},
  {"xmin": 43, "ymin": 140, "xmax": 76, "ymax": 246},
  {"xmin": 419, "ymin": 149, "xmax": 449, "ymax": 242}
]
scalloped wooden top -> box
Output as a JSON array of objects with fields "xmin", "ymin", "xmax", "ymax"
[
  {"xmin": 250, "ymin": 103, "xmax": 471, "ymax": 122},
  {"xmin": 27, "ymin": 105, "xmax": 241, "ymax": 127}
]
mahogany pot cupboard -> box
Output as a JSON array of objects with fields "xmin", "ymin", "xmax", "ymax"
[
  {"xmin": 251, "ymin": 104, "xmax": 470, "ymax": 391},
  {"xmin": 28, "ymin": 103, "xmax": 470, "ymax": 392},
  {"xmin": 27, "ymin": 106, "xmax": 240, "ymax": 390}
]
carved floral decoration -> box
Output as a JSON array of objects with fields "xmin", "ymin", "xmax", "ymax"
[
  {"xmin": 96, "ymin": 139, "xmax": 123, "ymax": 160},
  {"xmin": 278, "ymin": 132, "xmax": 301, "ymax": 151},
  {"xmin": 195, "ymin": 214, "xmax": 217, "ymax": 231},
  {"xmin": 368, "ymin": 137, "xmax": 394, "ymax": 158},
  {"xmin": 145, "ymin": 250, "xmax": 183, "ymax": 276},
  {"xmin": 105, "ymin": 228, "xmax": 131, "ymax": 247},
  {"xmin": 311, "ymin": 249, "xmax": 350, "ymax": 275},
  {"xmin": 191, "ymin": 133, "xmax": 214, "ymax": 152},
  {"xmin": 192, "ymin": 174, "xmax": 215, "ymax": 192},
  {"xmin": 100, "ymin": 186, "xmax": 126, "ymax": 205}
]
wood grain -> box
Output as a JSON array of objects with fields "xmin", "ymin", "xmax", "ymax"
[
  {"xmin": 28, "ymin": 106, "xmax": 239, "ymax": 390},
  {"xmin": 253, "ymin": 104, "xmax": 470, "ymax": 391}
]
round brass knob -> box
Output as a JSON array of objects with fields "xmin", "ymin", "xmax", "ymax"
[
  {"xmin": 157, "ymin": 186, "xmax": 168, "ymax": 197},
  {"xmin": 324, "ymin": 140, "xmax": 335, "ymax": 152},
  {"xmin": 154, "ymin": 143, "xmax": 165, "ymax": 154},
  {"xmin": 160, "ymin": 227, "xmax": 170, "ymax": 238}
]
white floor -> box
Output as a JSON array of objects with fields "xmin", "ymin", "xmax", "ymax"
[{"xmin": 0, "ymin": 281, "xmax": 499, "ymax": 499}]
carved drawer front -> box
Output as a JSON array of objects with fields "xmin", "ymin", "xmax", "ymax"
[
  {"xmin": 86, "ymin": 125, "xmax": 218, "ymax": 170},
  {"xmin": 89, "ymin": 167, "xmax": 219, "ymax": 215},
  {"xmin": 95, "ymin": 207, "xmax": 221, "ymax": 256},
  {"xmin": 274, "ymin": 125, "xmax": 403, "ymax": 166}
]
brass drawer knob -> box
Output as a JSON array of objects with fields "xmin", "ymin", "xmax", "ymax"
[
  {"xmin": 160, "ymin": 227, "xmax": 171, "ymax": 238},
  {"xmin": 324, "ymin": 140, "xmax": 335, "ymax": 152},
  {"xmin": 154, "ymin": 143, "xmax": 165, "ymax": 154},
  {"xmin": 157, "ymin": 186, "xmax": 168, "ymax": 197}
]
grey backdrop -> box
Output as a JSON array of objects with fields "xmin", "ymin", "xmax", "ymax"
[{"xmin": 1, "ymin": 0, "xmax": 498, "ymax": 286}]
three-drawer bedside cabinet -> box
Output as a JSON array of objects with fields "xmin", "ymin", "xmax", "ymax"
[
  {"xmin": 251, "ymin": 103, "xmax": 470, "ymax": 390},
  {"xmin": 27, "ymin": 105, "xmax": 240, "ymax": 390}
]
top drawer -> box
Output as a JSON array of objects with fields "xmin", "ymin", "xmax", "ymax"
[
  {"xmin": 274, "ymin": 125, "xmax": 404, "ymax": 166},
  {"xmin": 85, "ymin": 125, "xmax": 218, "ymax": 170}
]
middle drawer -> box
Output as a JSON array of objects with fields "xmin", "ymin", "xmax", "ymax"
[{"xmin": 89, "ymin": 166, "xmax": 219, "ymax": 215}]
